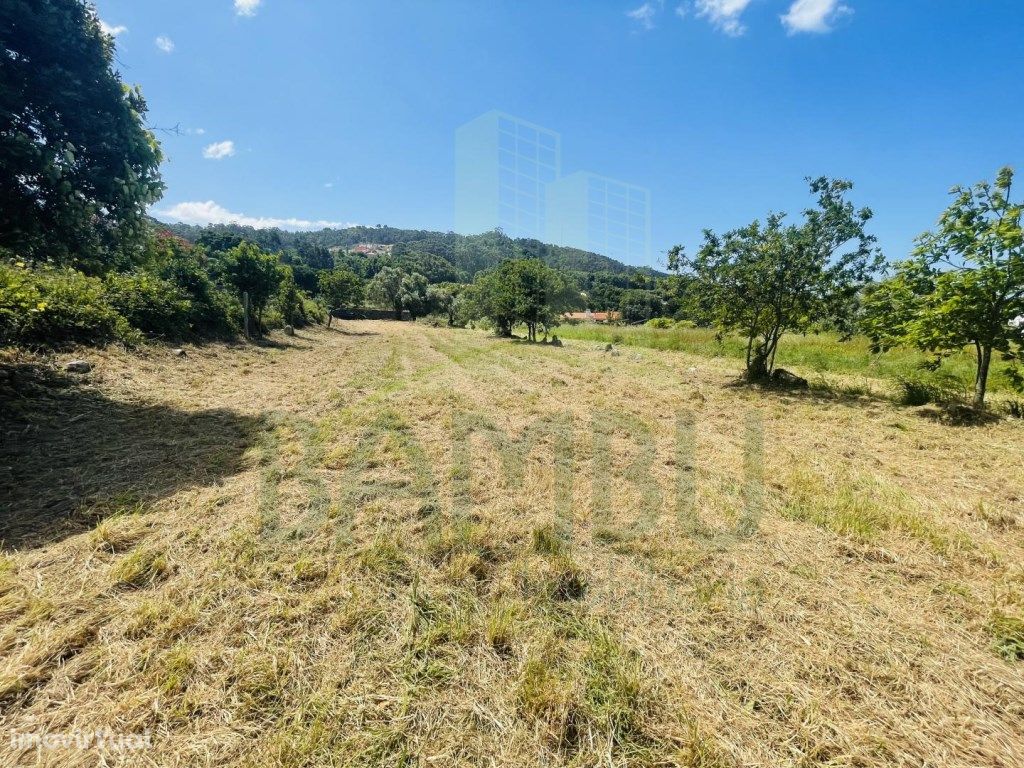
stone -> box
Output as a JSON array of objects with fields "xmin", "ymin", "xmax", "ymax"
[
  {"xmin": 550, "ymin": 336, "xmax": 563, "ymax": 347},
  {"xmin": 771, "ymin": 368, "xmax": 809, "ymax": 389},
  {"xmin": 65, "ymin": 360, "xmax": 91, "ymax": 374},
  {"xmin": 284, "ymin": 325, "xmax": 295, "ymax": 336},
  {"xmin": 604, "ymin": 343, "xmax": 614, "ymax": 352},
  {"xmin": 172, "ymin": 348, "xmax": 187, "ymax": 357}
]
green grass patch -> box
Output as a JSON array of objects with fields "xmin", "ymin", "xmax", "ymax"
[
  {"xmin": 555, "ymin": 323, "xmax": 1016, "ymax": 393},
  {"xmin": 988, "ymin": 612, "xmax": 1024, "ymax": 661}
]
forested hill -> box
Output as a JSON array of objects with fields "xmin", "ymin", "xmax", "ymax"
[{"xmin": 158, "ymin": 221, "xmax": 664, "ymax": 281}]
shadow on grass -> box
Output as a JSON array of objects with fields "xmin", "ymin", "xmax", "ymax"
[
  {"xmin": 0, "ymin": 364, "xmax": 267, "ymax": 551},
  {"xmin": 722, "ymin": 376, "xmax": 892, "ymax": 408},
  {"xmin": 324, "ymin": 324, "xmax": 380, "ymax": 337}
]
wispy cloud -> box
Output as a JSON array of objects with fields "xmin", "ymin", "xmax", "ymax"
[
  {"xmin": 202, "ymin": 140, "xmax": 236, "ymax": 160},
  {"xmin": 99, "ymin": 20, "xmax": 127, "ymax": 37},
  {"xmin": 674, "ymin": 4, "xmax": 689, "ymax": 19},
  {"xmin": 323, "ymin": 182, "xmax": 335, "ymax": 189},
  {"xmin": 158, "ymin": 201, "xmax": 350, "ymax": 231},
  {"xmin": 693, "ymin": 0, "xmax": 755, "ymax": 36},
  {"xmin": 780, "ymin": 0, "xmax": 852, "ymax": 34},
  {"xmin": 627, "ymin": 1, "xmax": 663, "ymax": 30},
  {"xmin": 234, "ymin": 0, "xmax": 262, "ymax": 17},
  {"xmin": 186, "ymin": 127, "xmax": 207, "ymax": 136},
  {"xmin": 154, "ymin": 35, "xmax": 175, "ymax": 53}
]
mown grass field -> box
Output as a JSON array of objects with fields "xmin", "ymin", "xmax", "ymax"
[
  {"xmin": 555, "ymin": 322, "xmax": 1019, "ymax": 396},
  {"xmin": 1, "ymin": 321, "xmax": 1022, "ymax": 767}
]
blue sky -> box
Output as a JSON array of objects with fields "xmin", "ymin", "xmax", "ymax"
[{"xmin": 95, "ymin": 0, "xmax": 1023, "ymax": 268}]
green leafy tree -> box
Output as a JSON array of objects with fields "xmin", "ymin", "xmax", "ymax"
[
  {"xmin": 220, "ymin": 242, "xmax": 282, "ymax": 334},
  {"xmin": 317, "ymin": 267, "xmax": 365, "ymax": 328},
  {"xmin": 400, "ymin": 272, "xmax": 430, "ymax": 320},
  {"xmin": 275, "ymin": 266, "xmax": 307, "ymax": 328},
  {"xmin": 473, "ymin": 259, "xmax": 579, "ymax": 340},
  {"xmin": 863, "ymin": 167, "xmax": 1023, "ymax": 407},
  {"xmin": 619, "ymin": 289, "xmax": 663, "ymax": 324},
  {"xmin": 368, "ymin": 266, "xmax": 406, "ymax": 319},
  {"xmin": 0, "ymin": 0, "xmax": 164, "ymax": 272},
  {"xmin": 674, "ymin": 178, "xmax": 882, "ymax": 380},
  {"xmin": 428, "ymin": 283, "xmax": 465, "ymax": 326}
]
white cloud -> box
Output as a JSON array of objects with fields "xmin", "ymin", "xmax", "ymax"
[
  {"xmin": 627, "ymin": 1, "xmax": 662, "ymax": 30},
  {"xmin": 323, "ymin": 182, "xmax": 335, "ymax": 189},
  {"xmin": 781, "ymin": 0, "xmax": 851, "ymax": 34},
  {"xmin": 674, "ymin": 4, "xmax": 689, "ymax": 19},
  {"xmin": 99, "ymin": 20, "xmax": 127, "ymax": 37},
  {"xmin": 186, "ymin": 127, "xmax": 207, "ymax": 136},
  {"xmin": 202, "ymin": 140, "xmax": 236, "ymax": 160},
  {"xmin": 155, "ymin": 35, "xmax": 175, "ymax": 53},
  {"xmin": 158, "ymin": 201, "xmax": 350, "ymax": 231},
  {"xmin": 694, "ymin": 0, "xmax": 754, "ymax": 36},
  {"xmin": 235, "ymin": 0, "xmax": 262, "ymax": 17}
]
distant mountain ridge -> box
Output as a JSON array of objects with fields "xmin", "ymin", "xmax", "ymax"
[{"xmin": 157, "ymin": 220, "xmax": 665, "ymax": 280}]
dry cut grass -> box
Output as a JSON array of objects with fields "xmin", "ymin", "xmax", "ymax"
[{"xmin": 0, "ymin": 321, "xmax": 1022, "ymax": 766}]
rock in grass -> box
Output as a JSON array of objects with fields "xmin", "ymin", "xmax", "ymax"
[
  {"xmin": 65, "ymin": 360, "xmax": 91, "ymax": 374},
  {"xmin": 172, "ymin": 348, "xmax": 187, "ymax": 357},
  {"xmin": 771, "ymin": 368, "xmax": 809, "ymax": 389},
  {"xmin": 284, "ymin": 325, "xmax": 295, "ymax": 336}
]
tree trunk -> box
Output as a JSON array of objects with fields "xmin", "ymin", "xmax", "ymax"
[
  {"xmin": 747, "ymin": 339, "xmax": 771, "ymax": 381},
  {"xmin": 974, "ymin": 343, "xmax": 992, "ymax": 408},
  {"xmin": 326, "ymin": 311, "xmax": 332, "ymax": 329},
  {"xmin": 242, "ymin": 292, "xmax": 252, "ymax": 340}
]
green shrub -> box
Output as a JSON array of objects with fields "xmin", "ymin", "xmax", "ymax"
[
  {"xmin": 644, "ymin": 317, "xmax": 675, "ymax": 329},
  {"xmin": 302, "ymin": 296, "xmax": 326, "ymax": 325},
  {"xmin": 274, "ymin": 268, "xmax": 308, "ymax": 327},
  {"xmin": 0, "ymin": 260, "xmax": 138, "ymax": 347},
  {"xmin": 895, "ymin": 369, "xmax": 967, "ymax": 406},
  {"xmin": 105, "ymin": 272, "xmax": 193, "ymax": 338},
  {"xmin": 153, "ymin": 254, "xmax": 241, "ymax": 337}
]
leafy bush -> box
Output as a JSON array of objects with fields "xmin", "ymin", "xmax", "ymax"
[
  {"xmin": 105, "ymin": 272, "xmax": 193, "ymax": 338},
  {"xmin": 302, "ymin": 296, "xmax": 326, "ymax": 325},
  {"xmin": 147, "ymin": 241, "xmax": 241, "ymax": 337},
  {"xmin": 0, "ymin": 260, "xmax": 138, "ymax": 346},
  {"xmin": 895, "ymin": 368, "xmax": 967, "ymax": 406},
  {"xmin": 644, "ymin": 317, "xmax": 675, "ymax": 329},
  {"xmin": 273, "ymin": 268, "xmax": 307, "ymax": 328}
]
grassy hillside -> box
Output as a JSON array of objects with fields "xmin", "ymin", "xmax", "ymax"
[{"xmin": 1, "ymin": 323, "xmax": 1022, "ymax": 766}]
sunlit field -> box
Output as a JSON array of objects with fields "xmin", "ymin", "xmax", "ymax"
[
  {"xmin": 2, "ymin": 321, "xmax": 1021, "ymax": 766},
  {"xmin": 555, "ymin": 322, "xmax": 1018, "ymax": 396}
]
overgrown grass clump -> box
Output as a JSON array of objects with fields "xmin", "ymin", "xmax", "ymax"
[
  {"xmin": 988, "ymin": 612, "xmax": 1024, "ymax": 661},
  {"xmin": 111, "ymin": 547, "xmax": 171, "ymax": 588}
]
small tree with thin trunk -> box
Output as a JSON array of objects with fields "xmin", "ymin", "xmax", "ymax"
[
  {"xmin": 673, "ymin": 177, "xmax": 882, "ymax": 381},
  {"xmin": 317, "ymin": 267, "xmax": 364, "ymax": 328},
  {"xmin": 863, "ymin": 167, "xmax": 1023, "ymax": 408}
]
